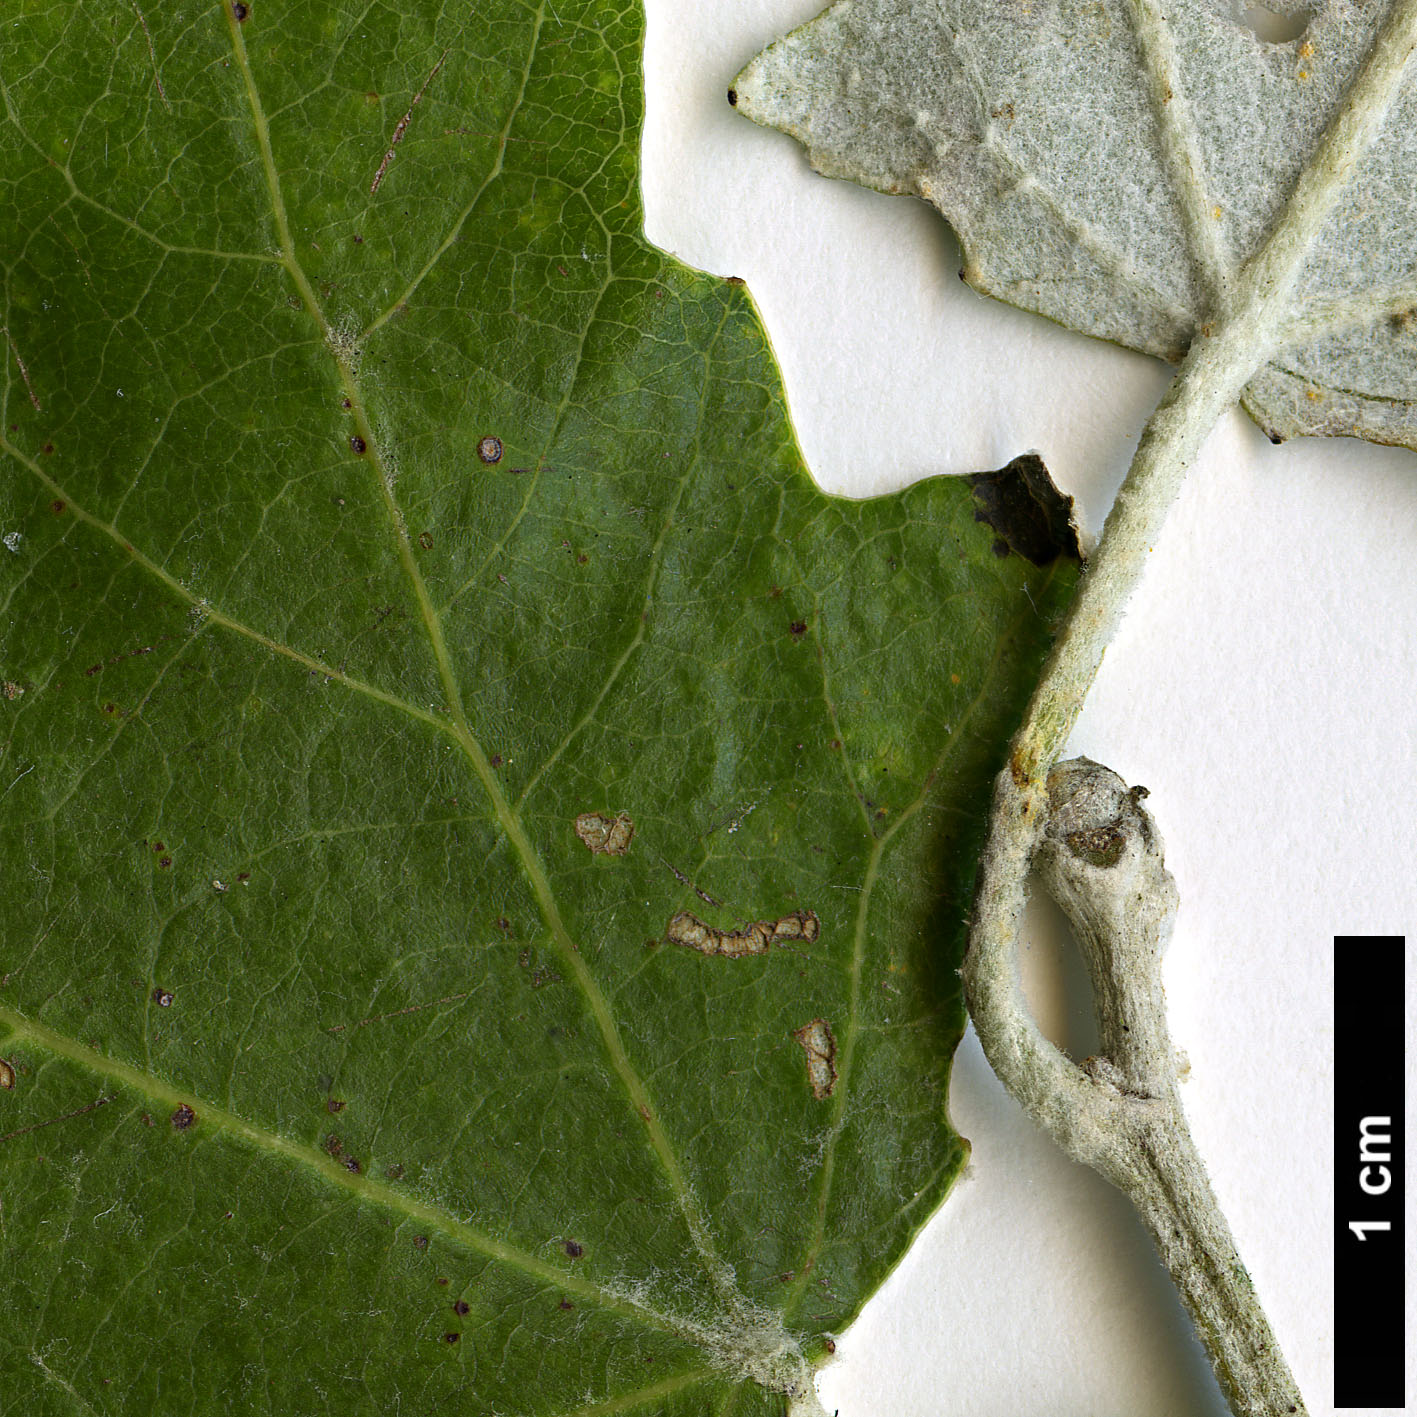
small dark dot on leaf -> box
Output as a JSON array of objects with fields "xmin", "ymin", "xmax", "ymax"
[
  {"xmin": 413, "ymin": 1234, "xmax": 429, "ymax": 1250},
  {"xmin": 341, "ymin": 398, "xmax": 352, "ymax": 409},
  {"xmin": 727, "ymin": 87, "xmax": 738, "ymax": 106},
  {"xmin": 488, "ymin": 754, "xmax": 502, "ymax": 768},
  {"xmin": 327, "ymin": 1097, "xmax": 345, "ymax": 1114},
  {"xmin": 51, "ymin": 500, "xmax": 65, "ymax": 514},
  {"xmin": 789, "ymin": 621, "xmax": 807, "ymax": 638},
  {"xmin": 350, "ymin": 435, "xmax": 367, "ymax": 454},
  {"xmin": 558, "ymin": 1298, "xmax": 573, "ymax": 1311},
  {"xmin": 158, "ymin": 856, "xmax": 172, "ymax": 869},
  {"xmin": 170, "ymin": 1104, "xmax": 196, "ymax": 1130},
  {"xmin": 323, "ymin": 1134, "xmax": 343, "ymax": 1156},
  {"xmin": 563, "ymin": 1240, "xmax": 583, "ymax": 1259},
  {"xmin": 442, "ymin": 1332, "xmax": 459, "ymax": 1344},
  {"xmin": 477, "ymin": 435, "xmax": 503, "ymax": 464},
  {"xmin": 437, "ymin": 1277, "xmax": 450, "ymax": 1287},
  {"xmin": 41, "ymin": 443, "xmax": 54, "ymax": 454},
  {"xmin": 232, "ymin": 2, "xmax": 249, "ymax": 19},
  {"xmin": 418, "ymin": 531, "xmax": 434, "ymax": 549},
  {"xmin": 453, "ymin": 1300, "xmax": 470, "ymax": 1316},
  {"xmin": 343, "ymin": 1155, "xmax": 361, "ymax": 1174},
  {"xmin": 152, "ymin": 988, "xmax": 173, "ymax": 1007}
]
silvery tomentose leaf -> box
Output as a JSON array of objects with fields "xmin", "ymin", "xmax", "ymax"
[
  {"xmin": 734, "ymin": 0, "xmax": 1417, "ymax": 447},
  {"xmin": 0, "ymin": 3, "xmax": 1075, "ymax": 1413}
]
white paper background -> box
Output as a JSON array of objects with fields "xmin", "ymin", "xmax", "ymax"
[{"xmin": 640, "ymin": 4, "xmax": 1417, "ymax": 1413}]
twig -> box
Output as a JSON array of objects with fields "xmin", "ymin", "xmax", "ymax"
[{"xmin": 963, "ymin": 4, "xmax": 1417, "ymax": 1412}]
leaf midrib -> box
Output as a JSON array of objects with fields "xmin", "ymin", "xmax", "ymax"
[{"xmin": 218, "ymin": 3, "xmax": 746, "ymax": 1301}]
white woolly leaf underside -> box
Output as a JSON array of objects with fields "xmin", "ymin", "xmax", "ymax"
[{"xmin": 736, "ymin": 0, "xmax": 1417, "ymax": 448}]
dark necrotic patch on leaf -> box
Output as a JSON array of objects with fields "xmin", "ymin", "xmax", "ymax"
[{"xmin": 966, "ymin": 454, "xmax": 1081, "ymax": 566}]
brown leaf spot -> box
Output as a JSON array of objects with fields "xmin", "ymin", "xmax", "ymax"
[
  {"xmin": 413, "ymin": 1234, "xmax": 429, "ymax": 1250},
  {"xmin": 151, "ymin": 988, "xmax": 173, "ymax": 1008},
  {"xmin": 665, "ymin": 909, "xmax": 821, "ymax": 958},
  {"xmin": 563, "ymin": 1239, "xmax": 584, "ymax": 1259},
  {"xmin": 323, "ymin": 1134, "xmax": 343, "ymax": 1157},
  {"xmin": 442, "ymin": 1332, "xmax": 460, "ymax": 1344},
  {"xmin": 231, "ymin": 2, "xmax": 249, "ymax": 19},
  {"xmin": 326, "ymin": 1097, "xmax": 345, "ymax": 1114},
  {"xmin": 350, "ymin": 435, "xmax": 367, "ymax": 455},
  {"xmin": 0, "ymin": 1058, "xmax": 14, "ymax": 1091},
  {"xmin": 789, "ymin": 620, "xmax": 807, "ymax": 639},
  {"xmin": 558, "ymin": 1298, "xmax": 574, "ymax": 1311},
  {"xmin": 343, "ymin": 1155, "xmax": 362, "ymax": 1174},
  {"xmin": 170, "ymin": 1103, "xmax": 197, "ymax": 1130},
  {"xmin": 574, "ymin": 811, "xmax": 634, "ymax": 857},
  {"xmin": 453, "ymin": 1299, "xmax": 470, "ymax": 1316},
  {"xmin": 477, "ymin": 435, "xmax": 503, "ymax": 464},
  {"xmin": 418, "ymin": 531, "xmax": 434, "ymax": 549},
  {"xmin": 793, "ymin": 1018, "xmax": 838, "ymax": 1100}
]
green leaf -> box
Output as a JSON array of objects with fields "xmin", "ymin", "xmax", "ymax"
[
  {"xmin": 734, "ymin": 0, "xmax": 1417, "ymax": 448},
  {"xmin": 0, "ymin": 3, "xmax": 1073, "ymax": 1411}
]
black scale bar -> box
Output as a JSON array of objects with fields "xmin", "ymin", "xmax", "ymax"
[{"xmin": 1335, "ymin": 935, "xmax": 1405, "ymax": 1409}]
